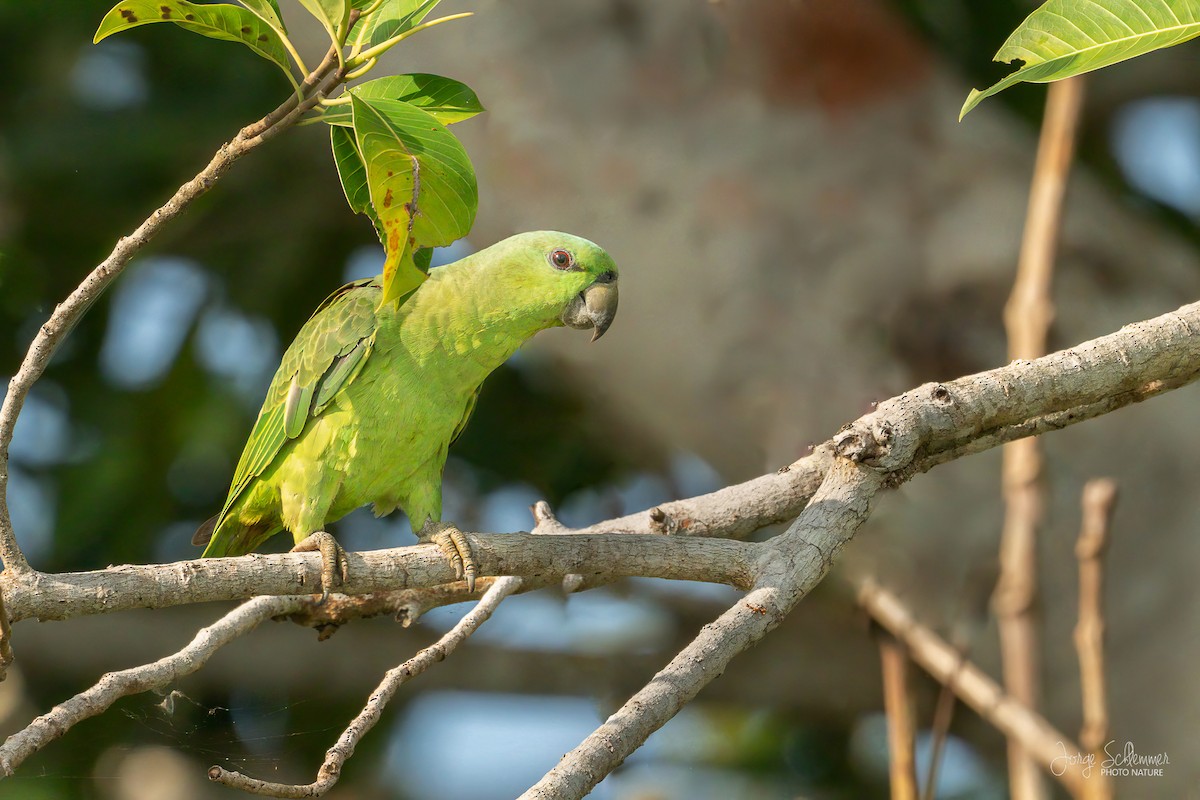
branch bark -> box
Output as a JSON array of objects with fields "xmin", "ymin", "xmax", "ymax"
[{"xmin": 0, "ymin": 534, "xmax": 757, "ymax": 623}]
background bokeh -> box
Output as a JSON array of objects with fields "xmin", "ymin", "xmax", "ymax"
[{"xmin": 2, "ymin": 1, "xmax": 1200, "ymax": 797}]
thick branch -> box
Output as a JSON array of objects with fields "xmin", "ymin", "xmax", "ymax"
[
  {"xmin": 1, "ymin": 534, "xmax": 758, "ymax": 623},
  {"xmin": 0, "ymin": 595, "xmax": 306, "ymax": 776},
  {"xmin": 832, "ymin": 302, "xmax": 1200, "ymax": 471}
]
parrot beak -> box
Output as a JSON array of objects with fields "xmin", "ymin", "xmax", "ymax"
[{"xmin": 561, "ymin": 274, "xmax": 618, "ymax": 342}]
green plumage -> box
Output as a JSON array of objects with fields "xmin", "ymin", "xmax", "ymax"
[{"xmin": 198, "ymin": 231, "xmax": 618, "ymax": 558}]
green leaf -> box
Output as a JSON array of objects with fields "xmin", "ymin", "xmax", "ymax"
[
  {"xmin": 297, "ymin": 0, "xmax": 350, "ymax": 45},
  {"xmin": 331, "ymin": 125, "xmax": 384, "ymax": 241},
  {"xmin": 349, "ymin": 93, "xmax": 477, "ymax": 303},
  {"xmin": 319, "ymin": 74, "xmax": 484, "ymax": 126},
  {"xmin": 355, "ymin": 0, "xmax": 440, "ymax": 50},
  {"xmin": 238, "ymin": 0, "xmax": 285, "ymax": 32},
  {"xmin": 94, "ymin": 0, "xmax": 293, "ymax": 78},
  {"xmin": 962, "ymin": 0, "xmax": 1200, "ymax": 119}
]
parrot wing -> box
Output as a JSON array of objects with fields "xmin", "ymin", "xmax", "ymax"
[
  {"xmin": 202, "ymin": 277, "xmax": 383, "ymax": 541},
  {"xmin": 449, "ymin": 387, "xmax": 479, "ymax": 446}
]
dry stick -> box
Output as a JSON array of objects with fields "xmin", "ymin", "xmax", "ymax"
[
  {"xmin": 1075, "ymin": 479, "xmax": 1116, "ymax": 800},
  {"xmin": 0, "ymin": 595, "xmax": 307, "ymax": 775},
  {"xmin": 210, "ymin": 576, "xmax": 523, "ymax": 797},
  {"xmin": 859, "ymin": 579, "xmax": 1089, "ymax": 797},
  {"xmin": 0, "ymin": 45, "xmax": 345, "ymax": 578},
  {"xmin": 921, "ymin": 668, "xmax": 959, "ymax": 800},
  {"xmin": 995, "ymin": 74, "xmax": 1086, "ymax": 800},
  {"xmin": 877, "ymin": 629, "xmax": 919, "ymax": 800}
]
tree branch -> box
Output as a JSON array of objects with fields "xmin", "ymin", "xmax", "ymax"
[
  {"xmin": 1, "ymin": 534, "xmax": 758, "ymax": 623},
  {"xmin": 210, "ymin": 576, "xmax": 522, "ymax": 797},
  {"xmin": 0, "ymin": 595, "xmax": 307, "ymax": 777},
  {"xmin": 1075, "ymin": 479, "xmax": 1116, "ymax": 800}
]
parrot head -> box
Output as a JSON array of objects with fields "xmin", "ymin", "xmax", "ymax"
[{"xmin": 483, "ymin": 231, "xmax": 619, "ymax": 341}]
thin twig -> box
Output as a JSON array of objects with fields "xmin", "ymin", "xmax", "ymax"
[
  {"xmin": 859, "ymin": 579, "xmax": 1089, "ymax": 797},
  {"xmin": 0, "ymin": 595, "xmax": 306, "ymax": 776},
  {"xmin": 210, "ymin": 576, "xmax": 522, "ymax": 797},
  {"xmin": 922, "ymin": 673, "xmax": 958, "ymax": 800},
  {"xmin": 1075, "ymin": 479, "xmax": 1116, "ymax": 800},
  {"xmin": 877, "ymin": 627, "xmax": 918, "ymax": 800},
  {"xmin": 995, "ymin": 74, "xmax": 1085, "ymax": 800}
]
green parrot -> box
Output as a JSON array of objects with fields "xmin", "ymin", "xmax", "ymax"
[{"xmin": 194, "ymin": 231, "xmax": 618, "ymax": 595}]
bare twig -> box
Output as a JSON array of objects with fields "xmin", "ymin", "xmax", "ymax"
[
  {"xmin": 0, "ymin": 45, "xmax": 346, "ymax": 577},
  {"xmin": 0, "ymin": 595, "xmax": 306, "ymax": 776},
  {"xmin": 859, "ymin": 579, "xmax": 1089, "ymax": 797},
  {"xmin": 210, "ymin": 576, "xmax": 522, "ymax": 797},
  {"xmin": 1075, "ymin": 479, "xmax": 1116, "ymax": 800},
  {"xmin": 922, "ymin": 673, "xmax": 959, "ymax": 800},
  {"xmin": 877, "ymin": 628, "xmax": 918, "ymax": 800},
  {"xmin": 996, "ymin": 75, "xmax": 1085, "ymax": 800}
]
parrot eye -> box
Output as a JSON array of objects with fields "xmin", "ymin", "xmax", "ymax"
[{"xmin": 549, "ymin": 249, "xmax": 575, "ymax": 270}]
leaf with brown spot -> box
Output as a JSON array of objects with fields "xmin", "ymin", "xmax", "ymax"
[
  {"xmin": 94, "ymin": 0, "xmax": 293, "ymax": 81},
  {"xmin": 348, "ymin": 93, "xmax": 476, "ymax": 305}
]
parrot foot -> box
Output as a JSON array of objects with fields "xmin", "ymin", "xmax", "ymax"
[
  {"xmin": 419, "ymin": 521, "xmax": 478, "ymax": 592},
  {"xmin": 291, "ymin": 531, "xmax": 350, "ymax": 604}
]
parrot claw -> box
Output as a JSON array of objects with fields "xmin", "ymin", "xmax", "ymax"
[
  {"xmin": 291, "ymin": 531, "xmax": 350, "ymax": 604},
  {"xmin": 419, "ymin": 522, "xmax": 478, "ymax": 592}
]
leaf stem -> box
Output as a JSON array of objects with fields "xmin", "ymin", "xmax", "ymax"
[
  {"xmin": 277, "ymin": 29, "xmax": 310, "ymax": 77},
  {"xmin": 345, "ymin": 57, "xmax": 377, "ymax": 80},
  {"xmin": 346, "ymin": 12, "xmax": 474, "ymax": 67}
]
